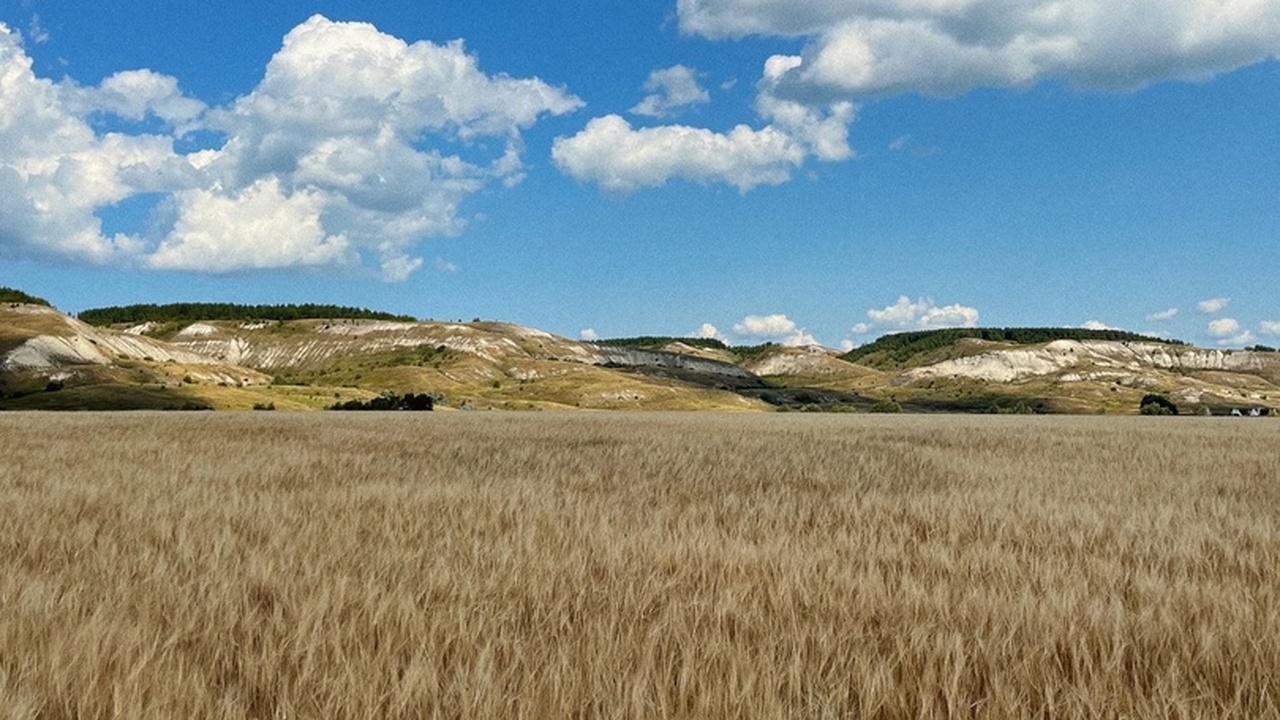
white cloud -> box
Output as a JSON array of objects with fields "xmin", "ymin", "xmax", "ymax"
[
  {"xmin": 553, "ymin": 97, "xmax": 853, "ymax": 193},
  {"xmin": 0, "ymin": 25, "xmax": 184, "ymax": 265},
  {"xmin": 0, "ymin": 16, "xmax": 582, "ymax": 279},
  {"xmin": 553, "ymin": 115, "xmax": 802, "ymax": 192},
  {"xmin": 691, "ymin": 323, "xmax": 726, "ymax": 341},
  {"xmin": 854, "ymin": 296, "xmax": 980, "ymax": 334},
  {"xmin": 839, "ymin": 339, "xmax": 856, "ymax": 352},
  {"xmin": 1207, "ymin": 317, "xmax": 1254, "ymax": 346},
  {"xmin": 579, "ymin": 328, "xmax": 599, "ymax": 341},
  {"xmin": 734, "ymin": 313, "xmax": 798, "ymax": 337},
  {"xmin": 1260, "ymin": 321, "xmax": 1280, "ymax": 337},
  {"xmin": 1207, "ymin": 317, "xmax": 1241, "ymax": 337},
  {"xmin": 580, "ymin": 0, "xmax": 1280, "ymax": 193},
  {"xmin": 1197, "ymin": 297, "xmax": 1231, "ymax": 313},
  {"xmin": 1146, "ymin": 307, "xmax": 1179, "ymax": 321},
  {"xmin": 731, "ymin": 313, "xmax": 819, "ymax": 346},
  {"xmin": 631, "ymin": 65, "xmax": 710, "ymax": 118},
  {"xmin": 148, "ymin": 178, "xmax": 350, "ymax": 272},
  {"xmin": 1081, "ymin": 320, "xmax": 1119, "ymax": 331},
  {"xmin": 66, "ymin": 69, "xmax": 207, "ymax": 127},
  {"xmin": 27, "ymin": 15, "xmax": 49, "ymax": 45},
  {"xmin": 677, "ymin": 0, "xmax": 1280, "ymax": 100},
  {"xmin": 434, "ymin": 257, "xmax": 459, "ymax": 273}
]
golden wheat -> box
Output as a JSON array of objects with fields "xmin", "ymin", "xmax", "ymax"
[{"xmin": 0, "ymin": 412, "xmax": 1277, "ymax": 719}]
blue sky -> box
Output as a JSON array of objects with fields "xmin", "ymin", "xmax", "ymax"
[{"xmin": 1, "ymin": 0, "xmax": 1277, "ymax": 349}]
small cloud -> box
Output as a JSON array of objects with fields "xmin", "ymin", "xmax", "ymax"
[
  {"xmin": 579, "ymin": 328, "xmax": 599, "ymax": 341},
  {"xmin": 839, "ymin": 339, "xmax": 856, "ymax": 352},
  {"xmin": 1146, "ymin": 308, "xmax": 1178, "ymax": 321},
  {"xmin": 855, "ymin": 296, "xmax": 979, "ymax": 335},
  {"xmin": 691, "ymin": 323, "xmax": 726, "ymax": 341},
  {"xmin": 719, "ymin": 77, "xmax": 737, "ymax": 91},
  {"xmin": 630, "ymin": 65, "xmax": 710, "ymax": 118},
  {"xmin": 1207, "ymin": 317, "xmax": 1241, "ymax": 337},
  {"xmin": 1081, "ymin": 320, "xmax": 1120, "ymax": 331},
  {"xmin": 731, "ymin": 313, "xmax": 818, "ymax": 346},
  {"xmin": 1208, "ymin": 317, "xmax": 1255, "ymax": 346},
  {"xmin": 1220, "ymin": 331, "xmax": 1256, "ymax": 347},
  {"xmin": 734, "ymin": 314, "xmax": 797, "ymax": 337},
  {"xmin": 28, "ymin": 14, "xmax": 49, "ymax": 44},
  {"xmin": 1260, "ymin": 321, "xmax": 1280, "ymax": 337},
  {"xmin": 887, "ymin": 134, "xmax": 935, "ymax": 157},
  {"xmin": 1196, "ymin": 297, "xmax": 1230, "ymax": 314},
  {"xmin": 434, "ymin": 257, "xmax": 458, "ymax": 273}
]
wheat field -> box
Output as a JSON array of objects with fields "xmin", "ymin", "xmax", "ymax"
[{"xmin": 0, "ymin": 411, "xmax": 1277, "ymax": 718}]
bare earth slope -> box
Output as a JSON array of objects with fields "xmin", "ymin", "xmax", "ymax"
[{"xmin": 0, "ymin": 303, "xmax": 270, "ymax": 409}]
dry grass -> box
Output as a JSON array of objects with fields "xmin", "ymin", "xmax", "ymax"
[{"xmin": 1, "ymin": 412, "xmax": 1277, "ymax": 719}]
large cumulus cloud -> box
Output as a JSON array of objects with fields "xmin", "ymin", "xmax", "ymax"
[
  {"xmin": 0, "ymin": 15, "xmax": 581, "ymax": 279},
  {"xmin": 678, "ymin": 0, "xmax": 1280, "ymax": 99}
]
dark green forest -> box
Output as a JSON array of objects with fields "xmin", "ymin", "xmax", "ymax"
[
  {"xmin": 593, "ymin": 336, "xmax": 729, "ymax": 351},
  {"xmin": 0, "ymin": 287, "xmax": 51, "ymax": 307},
  {"xmin": 843, "ymin": 327, "xmax": 1186, "ymax": 368},
  {"xmin": 78, "ymin": 303, "xmax": 416, "ymax": 326}
]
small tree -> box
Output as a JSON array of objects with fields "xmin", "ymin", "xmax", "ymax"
[{"xmin": 1139, "ymin": 394, "xmax": 1178, "ymax": 415}]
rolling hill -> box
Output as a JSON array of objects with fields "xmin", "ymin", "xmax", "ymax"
[{"xmin": 2, "ymin": 291, "xmax": 1277, "ymax": 414}]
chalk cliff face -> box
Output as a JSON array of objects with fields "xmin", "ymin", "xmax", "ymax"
[
  {"xmin": 903, "ymin": 340, "xmax": 1275, "ymax": 383},
  {"xmin": 2, "ymin": 305, "xmax": 224, "ymax": 370},
  {"xmin": 740, "ymin": 345, "xmax": 854, "ymax": 377},
  {"xmin": 589, "ymin": 346, "xmax": 759, "ymax": 381},
  {"xmin": 0, "ymin": 304, "xmax": 270, "ymax": 390},
  {"xmin": 161, "ymin": 318, "xmax": 761, "ymax": 383}
]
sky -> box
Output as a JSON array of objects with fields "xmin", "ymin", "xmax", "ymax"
[{"xmin": 1, "ymin": 0, "xmax": 1277, "ymax": 350}]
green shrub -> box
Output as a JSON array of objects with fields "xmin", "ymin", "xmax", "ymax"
[
  {"xmin": 330, "ymin": 392, "xmax": 434, "ymax": 412},
  {"xmin": 1139, "ymin": 394, "xmax": 1178, "ymax": 416},
  {"xmin": 869, "ymin": 399, "xmax": 902, "ymax": 414}
]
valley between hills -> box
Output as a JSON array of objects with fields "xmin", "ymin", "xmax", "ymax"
[{"xmin": 2, "ymin": 290, "xmax": 1277, "ymax": 415}]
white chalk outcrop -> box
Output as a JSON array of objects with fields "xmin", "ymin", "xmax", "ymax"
[
  {"xmin": 2, "ymin": 305, "xmax": 218, "ymax": 371},
  {"xmin": 903, "ymin": 340, "xmax": 1271, "ymax": 383}
]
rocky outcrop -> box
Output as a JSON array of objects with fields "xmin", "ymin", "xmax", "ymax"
[
  {"xmin": 743, "ymin": 346, "xmax": 854, "ymax": 377},
  {"xmin": 903, "ymin": 340, "xmax": 1275, "ymax": 383},
  {"xmin": 1, "ymin": 306, "xmax": 218, "ymax": 370},
  {"xmin": 589, "ymin": 346, "xmax": 759, "ymax": 382}
]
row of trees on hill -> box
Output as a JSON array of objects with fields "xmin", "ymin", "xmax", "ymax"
[
  {"xmin": 592, "ymin": 336, "xmax": 785, "ymax": 363},
  {"xmin": 78, "ymin": 303, "xmax": 416, "ymax": 326},
  {"xmin": 843, "ymin": 327, "xmax": 1186, "ymax": 367},
  {"xmin": 0, "ymin": 287, "xmax": 51, "ymax": 307},
  {"xmin": 592, "ymin": 336, "xmax": 729, "ymax": 351}
]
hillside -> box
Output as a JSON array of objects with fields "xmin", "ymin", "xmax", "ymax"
[
  {"xmin": 1, "ymin": 303, "xmax": 775, "ymax": 411},
  {"xmin": 842, "ymin": 327, "xmax": 1185, "ymax": 369},
  {"xmin": 2, "ymin": 296, "xmax": 1277, "ymax": 414}
]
